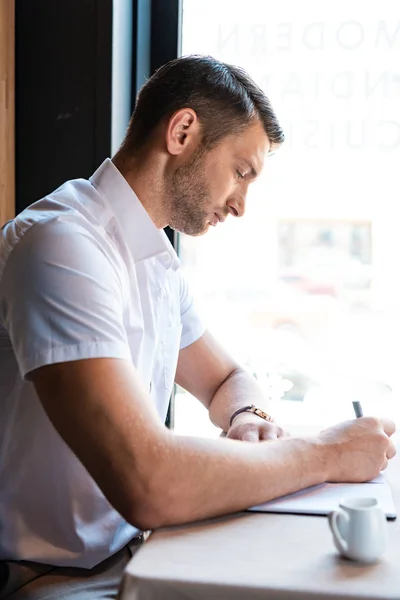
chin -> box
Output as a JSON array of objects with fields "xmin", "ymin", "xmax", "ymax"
[
  {"xmin": 192, "ymin": 221, "xmax": 211, "ymax": 236},
  {"xmin": 170, "ymin": 220, "xmax": 210, "ymax": 237},
  {"xmin": 192, "ymin": 227, "xmax": 209, "ymax": 237}
]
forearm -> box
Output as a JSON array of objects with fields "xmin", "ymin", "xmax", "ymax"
[
  {"xmin": 208, "ymin": 367, "xmax": 269, "ymax": 432},
  {"xmin": 32, "ymin": 357, "xmax": 392, "ymax": 537},
  {"xmin": 138, "ymin": 431, "xmax": 328, "ymax": 529}
]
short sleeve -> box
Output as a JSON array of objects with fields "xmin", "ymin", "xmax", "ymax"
[
  {"xmin": 179, "ymin": 270, "xmax": 205, "ymax": 350},
  {"xmin": 0, "ymin": 218, "xmax": 132, "ymax": 379}
]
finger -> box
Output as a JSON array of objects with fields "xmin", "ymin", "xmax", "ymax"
[
  {"xmin": 387, "ymin": 439, "xmax": 397, "ymax": 460},
  {"xmin": 381, "ymin": 457, "xmax": 389, "ymax": 471},
  {"xmin": 227, "ymin": 426, "xmax": 260, "ymax": 443},
  {"xmin": 380, "ymin": 417, "xmax": 396, "ymax": 437},
  {"xmin": 276, "ymin": 427, "xmax": 289, "ymax": 438},
  {"xmin": 239, "ymin": 428, "xmax": 261, "ymax": 443},
  {"xmin": 260, "ymin": 428, "xmax": 278, "ymax": 441}
]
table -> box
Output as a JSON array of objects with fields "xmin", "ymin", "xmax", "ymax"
[{"xmin": 121, "ymin": 454, "xmax": 400, "ymax": 600}]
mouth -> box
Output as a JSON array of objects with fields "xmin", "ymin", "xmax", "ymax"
[
  {"xmin": 210, "ymin": 213, "xmax": 219, "ymax": 227},
  {"xmin": 210, "ymin": 213, "xmax": 225, "ymax": 227}
]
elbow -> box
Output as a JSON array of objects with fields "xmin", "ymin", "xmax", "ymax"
[
  {"xmin": 114, "ymin": 433, "xmax": 183, "ymax": 531},
  {"xmin": 119, "ymin": 466, "xmax": 178, "ymax": 530},
  {"xmin": 127, "ymin": 507, "xmax": 167, "ymax": 532},
  {"xmin": 123, "ymin": 489, "xmax": 174, "ymax": 531}
]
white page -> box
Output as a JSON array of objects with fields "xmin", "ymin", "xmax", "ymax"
[{"xmin": 248, "ymin": 478, "xmax": 397, "ymax": 520}]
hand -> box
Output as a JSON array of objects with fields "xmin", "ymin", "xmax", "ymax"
[
  {"xmin": 317, "ymin": 417, "xmax": 397, "ymax": 483},
  {"xmin": 226, "ymin": 412, "xmax": 287, "ymax": 442}
]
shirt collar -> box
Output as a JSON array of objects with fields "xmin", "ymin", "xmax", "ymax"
[{"xmin": 89, "ymin": 159, "xmax": 180, "ymax": 271}]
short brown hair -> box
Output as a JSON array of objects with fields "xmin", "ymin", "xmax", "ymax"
[{"xmin": 122, "ymin": 55, "xmax": 284, "ymax": 154}]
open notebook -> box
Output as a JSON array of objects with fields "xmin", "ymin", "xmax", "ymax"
[{"xmin": 248, "ymin": 474, "xmax": 397, "ymax": 520}]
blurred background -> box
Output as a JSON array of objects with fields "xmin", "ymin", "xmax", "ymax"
[{"xmin": 175, "ymin": 0, "xmax": 400, "ymax": 435}]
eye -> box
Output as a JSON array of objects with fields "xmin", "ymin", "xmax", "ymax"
[{"xmin": 236, "ymin": 170, "xmax": 245, "ymax": 180}]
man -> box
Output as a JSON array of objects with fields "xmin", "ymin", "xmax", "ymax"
[{"xmin": 0, "ymin": 55, "xmax": 396, "ymax": 598}]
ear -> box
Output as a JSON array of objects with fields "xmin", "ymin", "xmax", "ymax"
[{"xmin": 165, "ymin": 108, "xmax": 201, "ymax": 156}]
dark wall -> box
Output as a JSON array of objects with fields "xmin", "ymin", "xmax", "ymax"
[
  {"xmin": 14, "ymin": 0, "xmax": 182, "ymax": 214},
  {"xmin": 14, "ymin": 0, "xmax": 181, "ymax": 427},
  {"xmin": 15, "ymin": 0, "xmax": 113, "ymax": 213}
]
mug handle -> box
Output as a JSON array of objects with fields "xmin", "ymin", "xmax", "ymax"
[{"xmin": 329, "ymin": 509, "xmax": 349, "ymax": 555}]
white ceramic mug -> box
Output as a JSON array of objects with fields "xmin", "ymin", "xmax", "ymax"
[{"xmin": 328, "ymin": 496, "xmax": 387, "ymax": 563}]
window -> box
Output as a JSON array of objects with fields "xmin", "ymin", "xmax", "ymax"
[{"xmin": 175, "ymin": 0, "xmax": 400, "ymax": 435}]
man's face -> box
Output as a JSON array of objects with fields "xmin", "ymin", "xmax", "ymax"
[{"xmin": 167, "ymin": 120, "xmax": 270, "ymax": 236}]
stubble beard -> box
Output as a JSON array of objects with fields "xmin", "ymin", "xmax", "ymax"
[{"xmin": 167, "ymin": 151, "xmax": 212, "ymax": 236}]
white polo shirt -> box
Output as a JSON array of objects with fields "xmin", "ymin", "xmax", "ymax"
[{"xmin": 0, "ymin": 159, "xmax": 204, "ymax": 568}]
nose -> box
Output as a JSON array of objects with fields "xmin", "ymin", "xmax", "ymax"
[{"xmin": 227, "ymin": 194, "xmax": 246, "ymax": 218}]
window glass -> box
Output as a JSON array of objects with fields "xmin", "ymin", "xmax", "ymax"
[{"xmin": 175, "ymin": 0, "xmax": 400, "ymax": 435}]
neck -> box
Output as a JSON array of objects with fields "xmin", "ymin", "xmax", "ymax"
[{"xmin": 112, "ymin": 149, "xmax": 169, "ymax": 229}]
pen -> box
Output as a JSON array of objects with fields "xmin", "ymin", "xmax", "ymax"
[{"xmin": 352, "ymin": 401, "xmax": 364, "ymax": 418}]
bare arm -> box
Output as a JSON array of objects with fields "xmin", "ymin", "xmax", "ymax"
[
  {"xmin": 175, "ymin": 331, "xmax": 284, "ymax": 438},
  {"xmin": 31, "ymin": 356, "xmax": 395, "ymax": 532}
]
